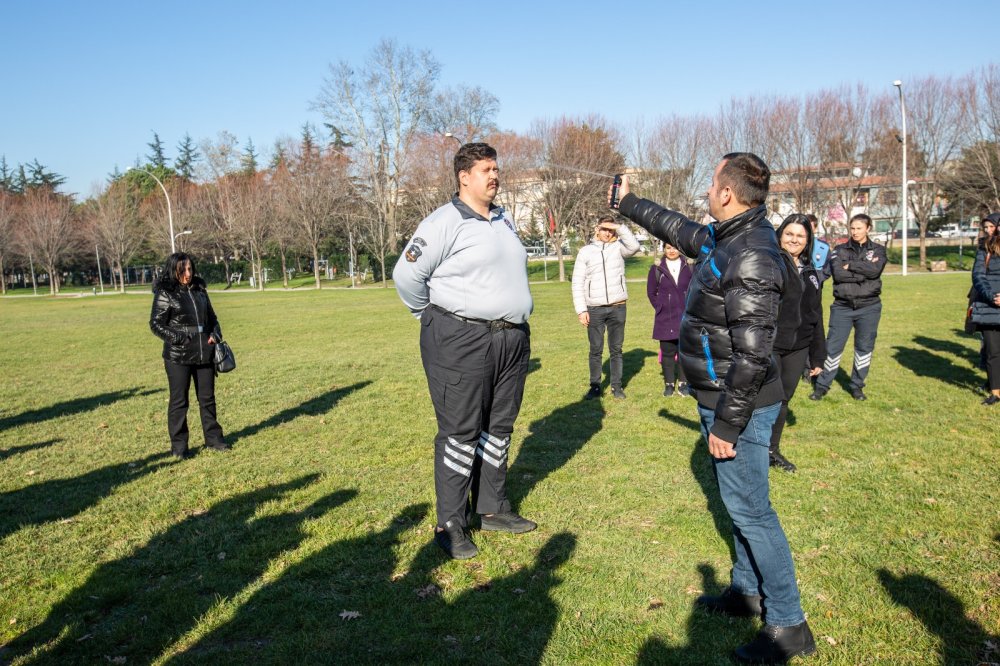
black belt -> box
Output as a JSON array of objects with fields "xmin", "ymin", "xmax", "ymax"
[{"xmin": 430, "ymin": 304, "xmax": 524, "ymax": 331}]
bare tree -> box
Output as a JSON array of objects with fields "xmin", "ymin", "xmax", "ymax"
[
  {"xmin": 398, "ymin": 133, "xmax": 456, "ymax": 224},
  {"xmin": 490, "ymin": 130, "xmax": 544, "ymax": 235},
  {"xmin": 626, "ymin": 114, "xmax": 714, "ymax": 222},
  {"xmin": 313, "ymin": 39, "xmax": 441, "ymax": 285},
  {"xmin": 802, "ymin": 84, "xmax": 876, "ymax": 239},
  {"xmin": 535, "ymin": 116, "xmax": 625, "ymax": 281},
  {"xmin": 944, "ymin": 64, "xmax": 1000, "ymax": 216},
  {"xmin": 904, "ymin": 74, "xmax": 971, "ymax": 266},
  {"xmin": 424, "ymin": 84, "xmax": 500, "ymax": 142},
  {"xmin": 86, "ymin": 179, "xmax": 145, "ymax": 292},
  {"xmin": 273, "ymin": 140, "xmax": 350, "ymax": 288},
  {"xmin": 18, "ymin": 187, "xmax": 76, "ymax": 294},
  {"xmin": 0, "ymin": 191, "xmax": 16, "ymax": 294},
  {"xmin": 215, "ymin": 172, "xmax": 272, "ymax": 290}
]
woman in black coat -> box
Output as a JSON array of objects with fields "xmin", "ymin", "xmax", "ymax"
[
  {"xmin": 646, "ymin": 242, "xmax": 693, "ymax": 396},
  {"xmin": 971, "ymin": 225, "xmax": 1000, "ymax": 406},
  {"xmin": 149, "ymin": 253, "xmax": 227, "ymax": 457},
  {"xmin": 769, "ymin": 215, "xmax": 826, "ymax": 472}
]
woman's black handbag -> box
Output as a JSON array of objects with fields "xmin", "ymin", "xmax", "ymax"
[{"xmin": 214, "ymin": 339, "xmax": 236, "ymax": 373}]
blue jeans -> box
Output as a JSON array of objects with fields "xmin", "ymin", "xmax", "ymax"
[{"xmin": 697, "ymin": 402, "xmax": 805, "ymax": 627}]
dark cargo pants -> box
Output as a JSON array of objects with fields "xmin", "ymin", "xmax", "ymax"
[
  {"xmin": 419, "ymin": 305, "xmax": 530, "ymax": 528},
  {"xmin": 815, "ymin": 301, "xmax": 882, "ymax": 392}
]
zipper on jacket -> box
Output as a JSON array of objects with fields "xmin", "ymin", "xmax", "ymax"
[
  {"xmin": 700, "ymin": 327, "xmax": 718, "ymax": 382},
  {"xmin": 186, "ymin": 288, "xmax": 204, "ymax": 361},
  {"xmin": 601, "ymin": 246, "xmax": 610, "ymax": 304}
]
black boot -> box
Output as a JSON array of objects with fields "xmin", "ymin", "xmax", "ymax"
[
  {"xmin": 734, "ymin": 621, "xmax": 816, "ymax": 664},
  {"xmin": 695, "ymin": 587, "xmax": 762, "ymax": 617},
  {"xmin": 769, "ymin": 446, "xmax": 797, "ymax": 473}
]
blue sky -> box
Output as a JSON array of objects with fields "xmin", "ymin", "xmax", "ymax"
[{"xmin": 2, "ymin": 0, "xmax": 997, "ymax": 197}]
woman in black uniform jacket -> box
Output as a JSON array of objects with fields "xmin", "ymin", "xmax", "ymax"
[
  {"xmin": 149, "ymin": 253, "xmax": 227, "ymax": 458},
  {"xmin": 770, "ymin": 215, "xmax": 826, "ymax": 472}
]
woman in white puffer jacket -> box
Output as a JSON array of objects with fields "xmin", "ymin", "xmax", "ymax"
[{"xmin": 571, "ymin": 217, "xmax": 641, "ymax": 399}]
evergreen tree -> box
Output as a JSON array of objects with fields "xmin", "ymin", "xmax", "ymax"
[
  {"xmin": 0, "ymin": 156, "xmax": 13, "ymax": 193},
  {"xmin": 269, "ymin": 140, "xmax": 289, "ymax": 169},
  {"xmin": 301, "ymin": 123, "xmax": 319, "ymax": 161},
  {"xmin": 175, "ymin": 133, "xmax": 200, "ymax": 181},
  {"xmin": 146, "ymin": 132, "xmax": 168, "ymax": 169},
  {"xmin": 26, "ymin": 159, "xmax": 66, "ymax": 190},
  {"xmin": 15, "ymin": 165, "xmax": 28, "ymax": 193},
  {"xmin": 241, "ymin": 137, "xmax": 259, "ymax": 175},
  {"xmin": 323, "ymin": 123, "xmax": 353, "ymax": 151}
]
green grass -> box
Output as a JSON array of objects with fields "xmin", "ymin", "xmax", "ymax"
[{"xmin": 0, "ymin": 274, "xmax": 997, "ymax": 664}]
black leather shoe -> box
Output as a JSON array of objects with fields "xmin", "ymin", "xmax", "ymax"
[
  {"xmin": 734, "ymin": 621, "xmax": 816, "ymax": 664},
  {"xmin": 983, "ymin": 394, "xmax": 1000, "ymax": 406},
  {"xmin": 695, "ymin": 587, "xmax": 762, "ymax": 617},
  {"xmin": 434, "ymin": 521, "xmax": 478, "ymax": 559},
  {"xmin": 480, "ymin": 512, "xmax": 537, "ymax": 534},
  {"xmin": 808, "ymin": 389, "xmax": 826, "ymax": 401},
  {"xmin": 585, "ymin": 383, "xmax": 601, "ymax": 400},
  {"xmin": 850, "ymin": 387, "xmax": 867, "ymax": 401},
  {"xmin": 769, "ymin": 450, "xmax": 797, "ymax": 473},
  {"xmin": 611, "ymin": 386, "xmax": 626, "ymax": 400},
  {"xmin": 663, "ymin": 384, "xmax": 675, "ymax": 397}
]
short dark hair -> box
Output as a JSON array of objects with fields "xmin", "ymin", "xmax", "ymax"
[
  {"xmin": 804, "ymin": 213, "xmax": 819, "ymax": 228},
  {"xmin": 776, "ymin": 214, "xmax": 815, "ymax": 263},
  {"xmin": 849, "ymin": 213, "xmax": 873, "ymax": 229},
  {"xmin": 719, "ymin": 152, "xmax": 770, "ymax": 207},
  {"xmin": 454, "ymin": 142, "xmax": 498, "ymax": 189}
]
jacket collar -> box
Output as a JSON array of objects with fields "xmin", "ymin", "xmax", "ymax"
[
  {"xmin": 451, "ymin": 194, "xmax": 503, "ymax": 222},
  {"xmin": 848, "ymin": 237, "xmax": 874, "ymax": 251},
  {"xmin": 712, "ymin": 204, "xmax": 768, "ymax": 240}
]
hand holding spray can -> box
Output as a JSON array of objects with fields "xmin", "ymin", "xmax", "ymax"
[{"xmin": 609, "ymin": 174, "xmax": 623, "ymax": 210}]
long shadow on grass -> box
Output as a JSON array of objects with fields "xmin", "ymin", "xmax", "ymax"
[
  {"xmin": 602, "ymin": 347, "xmax": 656, "ymax": 390},
  {"xmin": 914, "ymin": 334, "xmax": 981, "ymax": 368},
  {"xmin": 660, "ymin": 410, "xmax": 737, "ymax": 564},
  {"xmin": 878, "ymin": 569, "xmax": 999, "ymax": 665},
  {"xmin": 173, "ymin": 515, "xmax": 576, "ymax": 664},
  {"xmin": 0, "ymin": 387, "xmax": 162, "ymax": 433},
  {"xmin": 226, "ymin": 381, "xmax": 371, "ymax": 446},
  {"xmin": 0, "ymin": 451, "xmax": 172, "ymax": 543},
  {"xmin": 7, "ymin": 474, "xmax": 356, "ymax": 663},
  {"xmin": 892, "ymin": 345, "xmax": 982, "ymax": 393},
  {"xmin": 638, "ymin": 563, "xmax": 757, "ymax": 664},
  {"xmin": 508, "ymin": 397, "xmax": 605, "ymax": 509},
  {"xmin": 0, "ymin": 438, "xmax": 61, "ymax": 462}
]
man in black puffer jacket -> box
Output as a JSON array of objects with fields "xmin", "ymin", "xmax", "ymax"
[{"xmin": 615, "ymin": 153, "xmax": 815, "ymax": 665}]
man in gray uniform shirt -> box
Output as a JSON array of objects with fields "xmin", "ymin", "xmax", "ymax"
[{"xmin": 393, "ymin": 142, "xmax": 536, "ymax": 560}]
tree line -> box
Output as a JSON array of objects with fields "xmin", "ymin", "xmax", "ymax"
[{"xmin": 1, "ymin": 42, "xmax": 998, "ymax": 295}]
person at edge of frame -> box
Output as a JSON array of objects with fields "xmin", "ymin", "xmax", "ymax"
[
  {"xmin": 612, "ymin": 153, "xmax": 817, "ymax": 665},
  {"xmin": 392, "ymin": 142, "xmax": 536, "ymax": 561}
]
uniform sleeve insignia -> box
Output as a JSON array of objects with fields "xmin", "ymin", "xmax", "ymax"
[
  {"xmin": 404, "ymin": 237, "xmax": 427, "ymax": 262},
  {"xmin": 809, "ymin": 275, "xmax": 819, "ymax": 290}
]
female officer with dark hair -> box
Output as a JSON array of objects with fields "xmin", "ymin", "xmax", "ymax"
[
  {"xmin": 810, "ymin": 213, "xmax": 886, "ymax": 402},
  {"xmin": 149, "ymin": 252, "xmax": 227, "ymax": 458},
  {"xmin": 770, "ymin": 215, "xmax": 826, "ymax": 471}
]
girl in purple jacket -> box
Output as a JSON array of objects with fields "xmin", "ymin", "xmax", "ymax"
[{"xmin": 647, "ymin": 243, "xmax": 693, "ymax": 397}]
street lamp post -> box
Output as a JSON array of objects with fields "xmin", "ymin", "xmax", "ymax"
[
  {"xmin": 893, "ymin": 80, "xmax": 909, "ymax": 276},
  {"xmin": 174, "ymin": 229, "xmax": 192, "ymax": 247},
  {"xmin": 443, "ymin": 132, "xmax": 465, "ymax": 146},
  {"xmin": 128, "ymin": 166, "xmax": 177, "ymax": 253}
]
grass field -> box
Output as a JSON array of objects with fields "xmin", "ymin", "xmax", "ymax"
[{"xmin": 0, "ymin": 273, "xmax": 997, "ymax": 665}]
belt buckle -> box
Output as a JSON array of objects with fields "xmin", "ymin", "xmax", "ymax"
[{"xmin": 489, "ymin": 320, "xmax": 505, "ymax": 332}]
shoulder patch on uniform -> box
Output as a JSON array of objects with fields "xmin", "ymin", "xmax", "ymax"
[
  {"xmin": 404, "ymin": 237, "xmax": 427, "ymax": 262},
  {"xmin": 809, "ymin": 275, "xmax": 819, "ymax": 290}
]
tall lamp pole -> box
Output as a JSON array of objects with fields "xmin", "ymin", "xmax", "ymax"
[
  {"xmin": 128, "ymin": 166, "xmax": 176, "ymax": 253},
  {"xmin": 893, "ymin": 80, "xmax": 908, "ymax": 276},
  {"xmin": 443, "ymin": 132, "xmax": 465, "ymax": 146}
]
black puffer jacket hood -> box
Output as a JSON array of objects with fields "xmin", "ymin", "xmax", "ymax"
[
  {"xmin": 619, "ymin": 195, "xmax": 784, "ymax": 442},
  {"xmin": 149, "ymin": 276, "xmax": 222, "ymax": 365}
]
